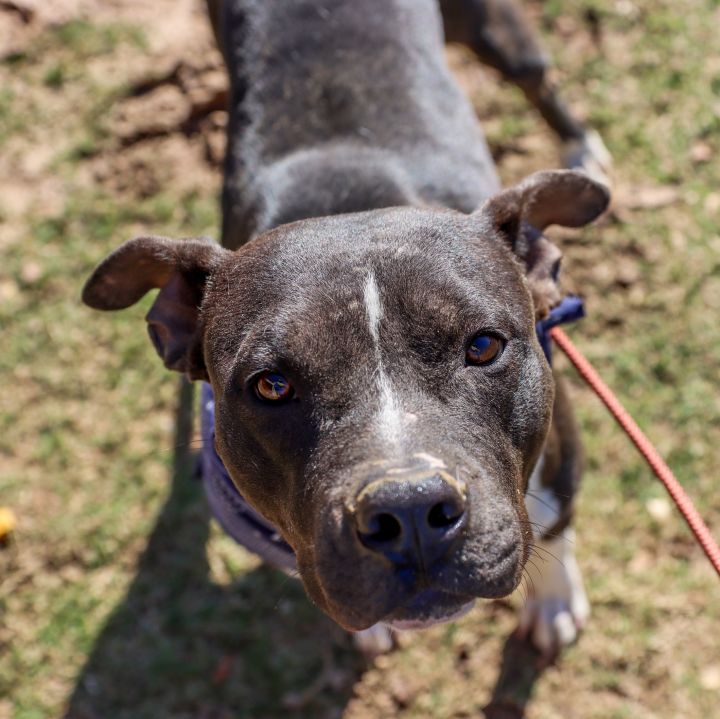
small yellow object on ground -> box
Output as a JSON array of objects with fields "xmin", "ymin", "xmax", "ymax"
[{"xmin": 0, "ymin": 507, "xmax": 17, "ymax": 541}]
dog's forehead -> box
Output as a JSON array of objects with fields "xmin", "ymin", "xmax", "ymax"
[
  {"xmin": 225, "ymin": 206, "xmax": 522, "ymax": 293},
  {"xmin": 206, "ymin": 208, "xmax": 534, "ymax": 366}
]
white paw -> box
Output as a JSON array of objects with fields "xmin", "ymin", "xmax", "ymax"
[
  {"xmin": 562, "ymin": 129, "xmax": 613, "ymax": 189},
  {"xmin": 517, "ymin": 528, "xmax": 590, "ymax": 657},
  {"xmin": 352, "ymin": 623, "xmax": 394, "ymax": 658},
  {"xmin": 517, "ymin": 592, "xmax": 589, "ymax": 656}
]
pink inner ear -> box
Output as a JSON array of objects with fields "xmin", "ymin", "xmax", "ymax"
[{"xmin": 145, "ymin": 274, "xmax": 202, "ymax": 373}]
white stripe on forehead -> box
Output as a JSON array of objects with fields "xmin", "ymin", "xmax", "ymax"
[
  {"xmin": 377, "ymin": 370, "xmax": 402, "ymax": 446},
  {"xmin": 363, "ymin": 271, "xmax": 403, "ymax": 447},
  {"xmin": 363, "ymin": 271, "xmax": 383, "ymax": 344}
]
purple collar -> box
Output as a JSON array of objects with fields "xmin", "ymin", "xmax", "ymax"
[
  {"xmin": 200, "ymin": 383, "xmax": 297, "ymax": 570},
  {"xmin": 199, "ymin": 296, "xmax": 585, "ymax": 564},
  {"xmin": 535, "ymin": 295, "xmax": 585, "ymax": 364}
]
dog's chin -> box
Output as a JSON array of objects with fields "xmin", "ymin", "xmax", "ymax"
[{"xmin": 385, "ymin": 590, "xmax": 476, "ymax": 631}]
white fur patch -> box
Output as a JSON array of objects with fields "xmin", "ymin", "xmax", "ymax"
[
  {"xmin": 363, "ymin": 271, "xmax": 383, "ymax": 343},
  {"xmin": 353, "ymin": 623, "xmax": 394, "ymax": 657},
  {"xmin": 413, "ymin": 452, "xmax": 446, "ymax": 469},
  {"xmin": 524, "ymin": 455, "xmax": 561, "ymax": 540},
  {"xmin": 517, "ymin": 528, "xmax": 590, "ymax": 656},
  {"xmin": 377, "ymin": 370, "xmax": 403, "ymax": 446},
  {"xmin": 363, "ymin": 271, "xmax": 404, "ymax": 446}
]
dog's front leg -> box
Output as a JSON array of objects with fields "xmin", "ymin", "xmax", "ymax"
[
  {"xmin": 517, "ymin": 526, "xmax": 590, "ymax": 658},
  {"xmin": 518, "ymin": 377, "xmax": 590, "ymax": 657}
]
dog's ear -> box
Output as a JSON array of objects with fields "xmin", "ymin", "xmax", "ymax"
[
  {"xmin": 479, "ymin": 170, "xmax": 610, "ymax": 318},
  {"xmin": 82, "ymin": 236, "xmax": 229, "ymax": 380}
]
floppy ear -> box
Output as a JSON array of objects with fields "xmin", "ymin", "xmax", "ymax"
[
  {"xmin": 82, "ymin": 236, "xmax": 229, "ymax": 380},
  {"xmin": 479, "ymin": 170, "xmax": 610, "ymax": 318}
]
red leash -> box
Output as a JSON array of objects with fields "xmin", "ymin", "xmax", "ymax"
[{"xmin": 551, "ymin": 326, "xmax": 720, "ymax": 579}]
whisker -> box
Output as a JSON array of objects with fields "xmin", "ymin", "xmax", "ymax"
[
  {"xmin": 517, "ymin": 573, "xmax": 528, "ymax": 605},
  {"xmin": 523, "ymin": 565, "xmax": 537, "ymax": 599},
  {"xmin": 524, "ymin": 490, "xmax": 561, "ymax": 514},
  {"xmin": 150, "ymin": 439, "xmax": 209, "ymax": 456},
  {"xmin": 525, "ymin": 555, "xmax": 543, "ymax": 577},
  {"xmin": 525, "ymin": 488, "xmax": 572, "ymax": 500},
  {"xmin": 271, "ymin": 570, "xmax": 301, "ymax": 611},
  {"xmin": 530, "ymin": 542, "xmax": 566, "ymax": 568},
  {"xmin": 520, "ymin": 572, "xmax": 531, "ymax": 605},
  {"xmin": 521, "ymin": 520, "xmax": 575, "ymax": 544},
  {"xmin": 527, "ymin": 545, "xmax": 549, "ymax": 565}
]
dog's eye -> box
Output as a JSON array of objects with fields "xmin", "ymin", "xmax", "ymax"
[
  {"xmin": 466, "ymin": 334, "xmax": 503, "ymax": 366},
  {"xmin": 254, "ymin": 372, "xmax": 293, "ymax": 402}
]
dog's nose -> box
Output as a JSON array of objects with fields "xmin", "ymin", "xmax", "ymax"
[{"xmin": 354, "ymin": 472, "xmax": 467, "ymax": 567}]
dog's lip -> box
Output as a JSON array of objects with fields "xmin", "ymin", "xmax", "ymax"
[{"xmin": 385, "ymin": 589, "xmax": 475, "ymax": 630}]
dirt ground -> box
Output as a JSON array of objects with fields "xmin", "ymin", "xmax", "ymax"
[{"xmin": 1, "ymin": 0, "xmax": 719, "ymax": 718}]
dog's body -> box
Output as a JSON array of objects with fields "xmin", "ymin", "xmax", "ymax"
[
  {"xmin": 84, "ymin": 0, "xmax": 609, "ymax": 657},
  {"xmin": 214, "ymin": 0, "xmax": 608, "ymax": 251},
  {"xmin": 217, "ymin": 0, "xmax": 499, "ymax": 250}
]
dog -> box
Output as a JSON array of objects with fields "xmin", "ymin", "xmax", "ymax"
[{"xmin": 82, "ymin": 0, "xmax": 610, "ymax": 658}]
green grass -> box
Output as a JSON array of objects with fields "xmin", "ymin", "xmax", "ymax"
[
  {"xmin": 2, "ymin": 19, "xmax": 146, "ymax": 66},
  {"xmin": 1, "ymin": 2, "xmax": 720, "ymax": 718}
]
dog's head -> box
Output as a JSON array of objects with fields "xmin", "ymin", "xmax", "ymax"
[{"xmin": 83, "ymin": 170, "xmax": 608, "ymax": 630}]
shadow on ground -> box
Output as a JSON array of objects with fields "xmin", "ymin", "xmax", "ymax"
[
  {"xmin": 63, "ymin": 378, "xmax": 362, "ymax": 719},
  {"xmin": 483, "ymin": 634, "xmax": 555, "ymax": 719}
]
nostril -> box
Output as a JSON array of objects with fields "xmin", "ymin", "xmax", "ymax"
[
  {"xmin": 354, "ymin": 474, "xmax": 467, "ymax": 559},
  {"xmin": 427, "ymin": 501, "xmax": 463, "ymax": 529},
  {"xmin": 361, "ymin": 512, "xmax": 403, "ymax": 544}
]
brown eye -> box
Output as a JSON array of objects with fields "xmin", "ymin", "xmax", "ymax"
[
  {"xmin": 466, "ymin": 334, "xmax": 503, "ymax": 366},
  {"xmin": 254, "ymin": 372, "xmax": 293, "ymax": 402}
]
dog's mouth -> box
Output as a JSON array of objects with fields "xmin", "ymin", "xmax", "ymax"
[{"xmin": 385, "ymin": 589, "xmax": 476, "ymax": 630}]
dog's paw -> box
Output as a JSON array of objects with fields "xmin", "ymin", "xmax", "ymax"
[
  {"xmin": 562, "ymin": 129, "xmax": 613, "ymax": 189},
  {"xmin": 352, "ymin": 623, "xmax": 394, "ymax": 658},
  {"xmin": 517, "ymin": 591, "xmax": 589, "ymax": 657},
  {"xmin": 516, "ymin": 529, "xmax": 590, "ymax": 658}
]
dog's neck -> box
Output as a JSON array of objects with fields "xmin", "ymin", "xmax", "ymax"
[
  {"xmin": 219, "ymin": 0, "xmax": 501, "ymax": 249},
  {"xmin": 254, "ymin": 143, "xmax": 423, "ymax": 235}
]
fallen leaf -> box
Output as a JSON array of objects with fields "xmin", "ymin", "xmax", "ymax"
[
  {"xmin": 0, "ymin": 507, "xmax": 17, "ymax": 542},
  {"xmin": 700, "ymin": 664, "xmax": 720, "ymax": 691},
  {"xmin": 211, "ymin": 654, "xmax": 234, "ymax": 685},
  {"xmin": 690, "ymin": 140, "xmax": 713, "ymax": 164},
  {"xmin": 20, "ymin": 261, "xmax": 42, "ymax": 284},
  {"xmin": 646, "ymin": 497, "xmax": 671, "ymax": 522},
  {"xmin": 704, "ymin": 193, "xmax": 720, "ymax": 215},
  {"xmin": 625, "ymin": 186, "xmax": 679, "ymax": 210},
  {"xmin": 0, "ymin": 279, "xmax": 19, "ymax": 302}
]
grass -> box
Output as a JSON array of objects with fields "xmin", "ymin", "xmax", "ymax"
[{"xmin": 1, "ymin": 1, "xmax": 719, "ymax": 718}]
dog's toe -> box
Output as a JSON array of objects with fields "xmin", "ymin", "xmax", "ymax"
[
  {"xmin": 352, "ymin": 623, "xmax": 394, "ymax": 658},
  {"xmin": 517, "ymin": 595, "xmax": 587, "ymax": 657}
]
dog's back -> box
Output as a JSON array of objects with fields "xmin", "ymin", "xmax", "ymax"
[{"xmin": 216, "ymin": 0, "xmax": 500, "ymax": 248}]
